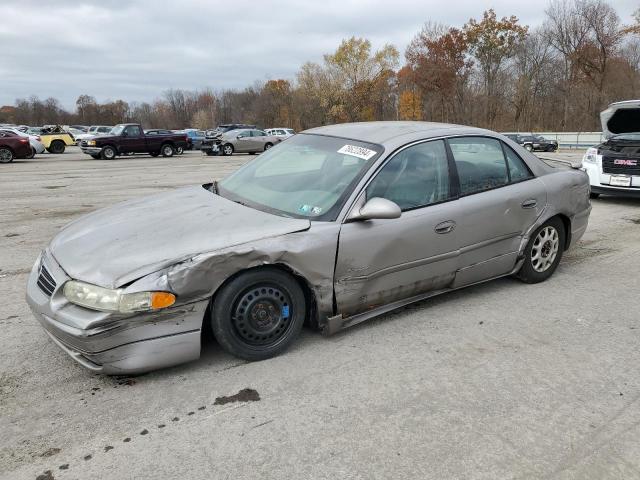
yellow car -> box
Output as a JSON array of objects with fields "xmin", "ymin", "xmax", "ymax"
[{"xmin": 37, "ymin": 126, "xmax": 75, "ymax": 154}]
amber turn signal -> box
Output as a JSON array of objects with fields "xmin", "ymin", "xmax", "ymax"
[{"xmin": 151, "ymin": 292, "xmax": 176, "ymax": 310}]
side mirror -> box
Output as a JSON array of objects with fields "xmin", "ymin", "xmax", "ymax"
[{"xmin": 348, "ymin": 197, "xmax": 401, "ymax": 222}]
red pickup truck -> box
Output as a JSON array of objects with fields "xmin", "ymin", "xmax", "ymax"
[{"xmin": 79, "ymin": 123, "xmax": 188, "ymax": 160}]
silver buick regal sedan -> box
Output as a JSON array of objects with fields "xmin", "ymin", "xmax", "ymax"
[{"xmin": 26, "ymin": 122, "xmax": 591, "ymax": 374}]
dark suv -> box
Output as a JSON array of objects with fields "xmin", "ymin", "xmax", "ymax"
[{"xmin": 504, "ymin": 133, "xmax": 558, "ymax": 152}]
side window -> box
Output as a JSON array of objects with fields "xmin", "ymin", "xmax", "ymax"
[
  {"xmin": 503, "ymin": 144, "xmax": 533, "ymax": 182},
  {"xmin": 252, "ymin": 130, "xmax": 266, "ymax": 137},
  {"xmin": 366, "ymin": 140, "xmax": 450, "ymax": 211},
  {"xmin": 125, "ymin": 126, "xmax": 142, "ymax": 136},
  {"xmin": 448, "ymin": 137, "xmax": 508, "ymax": 195}
]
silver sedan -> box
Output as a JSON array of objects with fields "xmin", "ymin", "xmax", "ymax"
[{"xmin": 26, "ymin": 122, "xmax": 591, "ymax": 374}]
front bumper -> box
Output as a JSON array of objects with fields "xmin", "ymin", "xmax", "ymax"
[
  {"xmin": 26, "ymin": 251, "xmax": 208, "ymax": 374},
  {"xmin": 80, "ymin": 147, "xmax": 102, "ymax": 155},
  {"xmin": 583, "ymin": 161, "xmax": 640, "ymax": 197}
]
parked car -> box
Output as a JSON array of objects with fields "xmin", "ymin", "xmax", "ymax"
[
  {"xmin": 582, "ymin": 99, "xmax": 640, "ymax": 198},
  {"xmin": 202, "ymin": 128, "xmax": 283, "ymax": 156},
  {"xmin": 265, "ymin": 128, "xmax": 295, "ymax": 138},
  {"xmin": 0, "ymin": 127, "xmax": 45, "ymax": 158},
  {"xmin": 181, "ymin": 129, "xmax": 206, "ymax": 150},
  {"xmin": 0, "ymin": 130, "xmax": 32, "ymax": 163},
  {"xmin": 74, "ymin": 126, "xmax": 113, "ymax": 144},
  {"xmin": 26, "ymin": 121, "xmax": 591, "ymax": 374},
  {"xmin": 38, "ymin": 125, "xmax": 76, "ymax": 154},
  {"xmin": 79, "ymin": 123, "xmax": 188, "ymax": 159},
  {"xmin": 504, "ymin": 133, "xmax": 558, "ymax": 152}
]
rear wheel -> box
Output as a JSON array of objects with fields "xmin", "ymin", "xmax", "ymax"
[
  {"xmin": 517, "ymin": 217, "xmax": 565, "ymax": 284},
  {"xmin": 211, "ymin": 268, "xmax": 306, "ymax": 361},
  {"xmin": 222, "ymin": 144, "xmax": 234, "ymax": 156},
  {"xmin": 524, "ymin": 144, "xmax": 533, "ymax": 152},
  {"xmin": 0, "ymin": 147, "xmax": 14, "ymax": 163},
  {"xmin": 264, "ymin": 142, "xmax": 273, "ymax": 151},
  {"xmin": 161, "ymin": 144, "xmax": 174, "ymax": 157},
  {"xmin": 101, "ymin": 146, "xmax": 117, "ymax": 160},
  {"xmin": 27, "ymin": 147, "xmax": 36, "ymax": 159},
  {"xmin": 176, "ymin": 146, "xmax": 184, "ymax": 155},
  {"xmin": 49, "ymin": 140, "xmax": 65, "ymax": 154}
]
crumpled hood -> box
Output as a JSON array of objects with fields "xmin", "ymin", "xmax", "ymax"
[{"xmin": 50, "ymin": 186, "xmax": 310, "ymax": 288}]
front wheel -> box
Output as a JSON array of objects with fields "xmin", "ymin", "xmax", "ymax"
[
  {"xmin": 517, "ymin": 217, "xmax": 565, "ymax": 284},
  {"xmin": 524, "ymin": 144, "xmax": 533, "ymax": 152},
  {"xmin": 211, "ymin": 268, "xmax": 306, "ymax": 361},
  {"xmin": 101, "ymin": 146, "xmax": 117, "ymax": 160},
  {"xmin": 222, "ymin": 144, "xmax": 234, "ymax": 156}
]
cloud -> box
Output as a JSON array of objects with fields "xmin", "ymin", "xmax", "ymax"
[{"xmin": 0, "ymin": 0, "xmax": 637, "ymax": 109}]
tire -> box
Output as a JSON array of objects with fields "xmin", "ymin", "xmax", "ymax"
[
  {"xmin": 211, "ymin": 268, "xmax": 306, "ymax": 361},
  {"xmin": 49, "ymin": 140, "xmax": 65, "ymax": 154},
  {"xmin": 546, "ymin": 145, "xmax": 555, "ymax": 152},
  {"xmin": 176, "ymin": 146, "xmax": 184, "ymax": 155},
  {"xmin": 90, "ymin": 154, "xmax": 101, "ymax": 159},
  {"xmin": 524, "ymin": 144, "xmax": 533, "ymax": 152},
  {"xmin": 222, "ymin": 144, "xmax": 234, "ymax": 156},
  {"xmin": 589, "ymin": 192, "xmax": 600, "ymax": 199},
  {"xmin": 0, "ymin": 147, "xmax": 14, "ymax": 163},
  {"xmin": 517, "ymin": 217, "xmax": 565, "ymax": 284},
  {"xmin": 264, "ymin": 142, "xmax": 273, "ymax": 151},
  {"xmin": 161, "ymin": 143, "xmax": 174, "ymax": 157},
  {"xmin": 101, "ymin": 145, "xmax": 117, "ymax": 160},
  {"xmin": 27, "ymin": 147, "xmax": 36, "ymax": 159}
]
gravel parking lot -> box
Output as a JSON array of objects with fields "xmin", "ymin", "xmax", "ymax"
[{"xmin": 1, "ymin": 147, "xmax": 639, "ymax": 480}]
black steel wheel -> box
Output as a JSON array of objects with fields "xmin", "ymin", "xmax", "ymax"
[
  {"xmin": 211, "ymin": 268, "xmax": 306, "ymax": 361},
  {"xmin": 50, "ymin": 140, "xmax": 65, "ymax": 154}
]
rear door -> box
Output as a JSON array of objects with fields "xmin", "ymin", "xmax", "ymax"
[
  {"xmin": 447, "ymin": 136, "xmax": 546, "ymax": 287},
  {"xmin": 234, "ymin": 130, "xmax": 252, "ymax": 152},
  {"xmin": 334, "ymin": 139, "xmax": 461, "ymax": 316}
]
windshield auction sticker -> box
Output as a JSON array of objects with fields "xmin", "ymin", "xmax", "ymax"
[{"xmin": 338, "ymin": 145, "xmax": 377, "ymax": 160}]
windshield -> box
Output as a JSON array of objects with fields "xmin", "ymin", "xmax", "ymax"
[
  {"xmin": 111, "ymin": 125, "xmax": 125, "ymax": 135},
  {"xmin": 219, "ymin": 133, "xmax": 383, "ymax": 220}
]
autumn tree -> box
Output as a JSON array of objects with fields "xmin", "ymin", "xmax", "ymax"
[
  {"xmin": 464, "ymin": 9, "xmax": 528, "ymax": 128},
  {"xmin": 406, "ymin": 25, "xmax": 472, "ymax": 122}
]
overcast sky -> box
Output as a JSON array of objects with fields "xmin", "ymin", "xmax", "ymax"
[{"xmin": 0, "ymin": 0, "xmax": 637, "ymax": 109}]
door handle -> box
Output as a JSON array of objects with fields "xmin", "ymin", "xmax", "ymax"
[
  {"xmin": 521, "ymin": 199, "xmax": 537, "ymax": 209},
  {"xmin": 434, "ymin": 220, "xmax": 456, "ymax": 234}
]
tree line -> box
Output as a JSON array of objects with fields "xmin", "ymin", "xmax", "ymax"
[{"xmin": 2, "ymin": 0, "xmax": 639, "ymax": 133}]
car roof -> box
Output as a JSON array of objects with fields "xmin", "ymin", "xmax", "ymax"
[{"xmin": 303, "ymin": 121, "xmax": 493, "ymax": 147}]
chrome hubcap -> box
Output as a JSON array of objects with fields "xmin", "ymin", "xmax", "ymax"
[{"xmin": 531, "ymin": 226, "xmax": 559, "ymax": 272}]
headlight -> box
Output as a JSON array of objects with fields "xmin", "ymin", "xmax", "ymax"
[
  {"xmin": 583, "ymin": 147, "xmax": 598, "ymax": 163},
  {"xmin": 87, "ymin": 140, "xmax": 96, "ymax": 146},
  {"xmin": 63, "ymin": 280, "xmax": 176, "ymax": 313}
]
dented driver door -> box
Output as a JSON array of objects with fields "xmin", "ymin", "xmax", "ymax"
[{"xmin": 333, "ymin": 139, "xmax": 461, "ymax": 317}]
